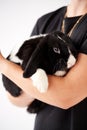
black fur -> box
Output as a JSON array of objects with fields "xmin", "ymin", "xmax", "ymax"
[{"xmin": 2, "ymin": 31, "xmax": 78, "ymax": 113}]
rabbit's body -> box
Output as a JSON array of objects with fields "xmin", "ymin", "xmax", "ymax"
[{"xmin": 2, "ymin": 31, "xmax": 78, "ymax": 113}]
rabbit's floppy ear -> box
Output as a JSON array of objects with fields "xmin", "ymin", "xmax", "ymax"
[{"xmin": 23, "ymin": 36, "xmax": 48, "ymax": 78}]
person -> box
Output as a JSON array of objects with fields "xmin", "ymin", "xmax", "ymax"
[{"xmin": 0, "ymin": 0, "xmax": 87, "ymax": 129}]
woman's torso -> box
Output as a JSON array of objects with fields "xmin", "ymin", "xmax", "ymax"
[{"xmin": 31, "ymin": 6, "xmax": 87, "ymax": 130}]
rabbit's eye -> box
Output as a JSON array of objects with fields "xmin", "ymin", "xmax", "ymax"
[{"xmin": 53, "ymin": 47, "xmax": 60, "ymax": 54}]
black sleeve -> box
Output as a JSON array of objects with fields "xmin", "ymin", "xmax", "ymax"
[
  {"xmin": 30, "ymin": 20, "xmax": 40, "ymax": 36},
  {"xmin": 30, "ymin": 11, "xmax": 54, "ymax": 36},
  {"xmin": 79, "ymin": 32, "xmax": 87, "ymax": 55},
  {"xmin": 30, "ymin": 12, "xmax": 52, "ymax": 36},
  {"xmin": 80, "ymin": 38, "xmax": 87, "ymax": 54},
  {"xmin": 30, "ymin": 7, "xmax": 66, "ymax": 36}
]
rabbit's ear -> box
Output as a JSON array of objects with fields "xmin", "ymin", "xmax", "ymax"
[{"xmin": 23, "ymin": 36, "xmax": 48, "ymax": 78}]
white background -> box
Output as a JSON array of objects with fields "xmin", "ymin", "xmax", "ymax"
[{"xmin": 0, "ymin": 0, "xmax": 69, "ymax": 130}]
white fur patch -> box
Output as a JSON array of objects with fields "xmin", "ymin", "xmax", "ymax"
[
  {"xmin": 54, "ymin": 70, "xmax": 66, "ymax": 76},
  {"xmin": 9, "ymin": 54, "xmax": 23, "ymax": 64},
  {"xmin": 67, "ymin": 53, "xmax": 76, "ymax": 69},
  {"xmin": 9, "ymin": 43, "xmax": 23, "ymax": 64},
  {"xmin": 30, "ymin": 68, "xmax": 48, "ymax": 93}
]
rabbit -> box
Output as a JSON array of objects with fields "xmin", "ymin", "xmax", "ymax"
[{"xmin": 2, "ymin": 31, "xmax": 78, "ymax": 113}]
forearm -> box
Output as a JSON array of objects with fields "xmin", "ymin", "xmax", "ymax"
[
  {"xmin": 0, "ymin": 54, "xmax": 35, "ymax": 107},
  {"xmin": 0, "ymin": 53, "xmax": 87, "ymax": 109},
  {"xmin": 0, "ymin": 56, "xmax": 67, "ymax": 108}
]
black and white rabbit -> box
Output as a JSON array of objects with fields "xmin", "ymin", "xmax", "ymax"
[{"xmin": 2, "ymin": 31, "xmax": 78, "ymax": 113}]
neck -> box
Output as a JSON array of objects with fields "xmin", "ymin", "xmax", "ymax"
[{"xmin": 67, "ymin": 0, "xmax": 87, "ymax": 17}]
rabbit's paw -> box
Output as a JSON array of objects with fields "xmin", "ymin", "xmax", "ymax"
[{"xmin": 31, "ymin": 68, "xmax": 48, "ymax": 93}]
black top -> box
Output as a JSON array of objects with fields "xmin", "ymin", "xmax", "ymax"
[
  {"xmin": 64, "ymin": 16, "xmax": 81, "ymax": 34},
  {"xmin": 30, "ymin": 6, "xmax": 87, "ymax": 130}
]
